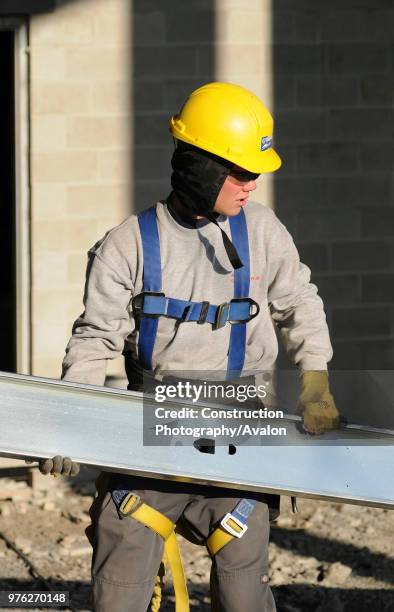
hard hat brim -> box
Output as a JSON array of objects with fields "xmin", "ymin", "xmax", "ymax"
[{"xmin": 240, "ymin": 147, "xmax": 282, "ymax": 174}]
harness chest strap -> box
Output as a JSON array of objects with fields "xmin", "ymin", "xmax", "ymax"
[{"xmin": 136, "ymin": 204, "xmax": 253, "ymax": 378}]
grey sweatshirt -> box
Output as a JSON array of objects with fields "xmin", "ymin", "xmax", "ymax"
[{"xmin": 62, "ymin": 201, "xmax": 332, "ymax": 386}]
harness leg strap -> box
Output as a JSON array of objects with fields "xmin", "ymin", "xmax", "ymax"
[{"xmin": 119, "ymin": 493, "xmax": 189, "ymax": 612}]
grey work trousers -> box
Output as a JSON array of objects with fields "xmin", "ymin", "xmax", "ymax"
[{"xmin": 87, "ymin": 473, "xmax": 276, "ymax": 612}]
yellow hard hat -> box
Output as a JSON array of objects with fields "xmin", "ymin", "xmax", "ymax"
[{"xmin": 169, "ymin": 82, "xmax": 282, "ymax": 174}]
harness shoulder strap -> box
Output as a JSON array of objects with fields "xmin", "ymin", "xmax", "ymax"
[
  {"xmin": 137, "ymin": 205, "xmax": 162, "ymax": 370},
  {"xmin": 227, "ymin": 209, "xmax": 251, "ymax": 378}
]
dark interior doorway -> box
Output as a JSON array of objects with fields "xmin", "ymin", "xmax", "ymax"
[{"xmin": 0, "ymin": 29, "xmax": 16, "ymax": 372}]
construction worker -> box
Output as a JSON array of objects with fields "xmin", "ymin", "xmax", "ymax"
[{"xmin": 39, "ymin": 82, "xmax": 340, "ymax": 611}]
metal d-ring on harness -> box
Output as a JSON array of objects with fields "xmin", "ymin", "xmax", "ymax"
[{"xmin": 113, "ymin": 204, "xmax": 261, "ymax": 611}]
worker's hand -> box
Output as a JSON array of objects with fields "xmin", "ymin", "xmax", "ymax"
[
  {"xmin": 37, "ymin": 456, "xmax": 80, "ymax": 477},
  {"xmin": 297, "ymin": 371, "xmax": 340, "ymax": 435}
]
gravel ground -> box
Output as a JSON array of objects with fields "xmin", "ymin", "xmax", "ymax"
[{"xmin": 0, "ymin": 467, "xmax": 393, "ymax": 612}]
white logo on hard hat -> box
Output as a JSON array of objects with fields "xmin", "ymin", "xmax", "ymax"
[{"xmin": 260, "ymin": 136, "xmax": 272, "ymax": 152}]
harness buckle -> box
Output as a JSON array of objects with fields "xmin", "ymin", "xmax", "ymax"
[
  {"xmin": 220, "ymin": 512, "xmax": 248, "ymax": 538},
  {"xmin": 118, "ymin": 493, "xmax": 143, "ymax": 518},
  {"xmin": 132, "ymin": 291, "xmax": 165, "ymax": 319},
  {"xmin": 215, "ymin": 302, "xmax": 230, "ymax": 329},
  {"xmin": 229, "ymin": 297, "xmax": 260, "ymax": 324}
]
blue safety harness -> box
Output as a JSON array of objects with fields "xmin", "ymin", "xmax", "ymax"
[
  {"xmin": 113, "ymin": 204, "xmax": 260, "ymax": 566},
  {"xmin": 133, "ymin": 204, "xmax": 259, "ymax": 379}
]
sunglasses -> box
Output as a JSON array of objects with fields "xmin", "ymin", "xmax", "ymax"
[{"xmin": 229, "ymin": 169, "xmax": 260, "ymax": 182}]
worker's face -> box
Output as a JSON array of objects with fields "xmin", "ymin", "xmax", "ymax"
[{"xmin": 213, "ymin": 166, "xmax": 259, "ymax": 216}]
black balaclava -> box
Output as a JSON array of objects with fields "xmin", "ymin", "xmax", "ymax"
[{"xmin": 170, "ymin": 142, "xmax": 243, "ymax": 269}]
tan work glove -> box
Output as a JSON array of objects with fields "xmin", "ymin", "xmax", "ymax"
[
  {"xmin": 297, "ymin": 371, "xmax": 340, "ymax": 435},
  {"xmin": 38, "ymin": 455, "xmax": 80, "ymax": 477}
]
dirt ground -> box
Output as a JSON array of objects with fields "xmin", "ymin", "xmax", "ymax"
[{"xmin": 0, "ymin": 467, "xmax": 393, "ymax": 612}]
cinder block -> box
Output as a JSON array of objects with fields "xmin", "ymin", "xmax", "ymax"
[
  {"xmin": 296, "ymin": 143, "xmax": 358, "ymax": 175},
  {"xmin": 32, "ymin": 152, "xmax": 97, "ymax": 182},
  {"xmin": 328, "ymin": 109, "xmax": 392, "ymax": 142},
  {"xmin": 273, "ymin": 44, "xmax": 323, "ymax": 74},
  {"xmin": 321, "ymin": 77, "xmax": 359, "ymax": 107},
  {"xmin": 275, "ymin": 110, "xmax": 327, "ymax": 143},
  {"xmin": 65, "ymin": 221, "xmax": 100, "ymax": 251},
  {"xmin": 332, "ymin": 306, "xmax": 390, "ymax": 338},
  {"xmin": 134, "ymin": 113, "xmax": 172, "ymax": 146},
  {"xmin": 31, "ymin": 10, "xmax": 94, "ymax": 44},
  {"xmin": 134, "ymin": 81, "xmax": 164, "ymax": 112},
  {"xmin": 273, "ymin": 11, "xmax": 295, "ymax": 43},
  {"xmin": 31, "ymin": 47, "xmax": 66, "ymax": 81},
  {"xmin": 360, "ymin": 75, "xmax": 394, "ymax": 105},
  {"xmin": 93, "ymin": 10, "xmax": 131, "ymax": 44},
  {"xmin": 330, "ymin": 339, "xmax": 394, "ymax": 370},
  {"xmin": 332, "ymin": 241, "xmax": 390, "ymax": 271},
  {"xmin": 134, "ymin": 147, "xmax": 172, "ymax": 180},
  {"xmin": 166, "ymin": 10, "xmax": 214, "ymax": 43},
  {"xmin": 320, "ymin": 11, "xmax": 361, "ymax": 42},
  {"xmin": 214, "ymin": 45, "xmax": 264, "ymax": 76},
  {"xmin": 361, "ymin": 208, "xmax": 394, "ymax": 238},
  {"xmin": 297, "ymin": 210, "xmax": 357, "ymax": 241},
  {"xmin": 362, "ymin": 273, "xmax": 394, "ymax": 302},
  {"xmin": 33, "ymin": 322, "xmax": 70, "ymax": 359},
  {"xmin": 32, "ymin": 115, "xmax": 66, "ymax": 151},
  {"xmin": 134, "ymin": 180, "xmax": 172, "ymax": 211},
  {"xmin": 294, "ymin": 12, "xmax": 320, "ymax": 43},
  {"xmin": 298, "ymin": 243, "xmax": 329, "ymax": 272},
  {"xmin": 67, "ymin": 184, "xmax": 132, "ymax": 218},
  {"xmin": 216, "ymin": 9, "xmax": 271, "ymax": 44},
  {"xmin": 278, "ymin": 0, "xmax": 391, "ymax": 8},
  {"xmin": 32, "ymin": 220, "xmax": 67, "ymax": 252},
  {"xmin": 360, "ymin": 143, "xmax": 394, "ymax": 174},
  {"xmin": 274, "ymin": 76, "xmax": 296, "ymax": 109},
  {"xmin": 296, "ymin": 76, "xmax": 359, "ymax": 108},
  {"xmin": 32, "ymin": 183, "xmax": 67, "ymax": 220},
  {"xmin": 134, "ymin": 46, "xmax": 197, "ymax": 78},
  {"xmin": 313, "ymin": 274, "xmax": 360, "ymax": 305},
  {"xmin": 163, "ymin": 79, "xmax": 207, "ymax": 112},
  {"xmin": 98, "ymin": 150, "xmax": 133, "ymax": 182},
  {"xmin": 92, "ymin": 81, "xmax": 132, "ymax": 113},
  {"xmin": 32, "ymin": 289, "xmax": 70, "ymax": 322},
  {"xmin": 359, "ymin": 10, "xmax": 394, "ymax": 43},
  {"xmin": 329, "ymin": 177, "xmax": 392, "ymax": 208},
  {"xmin": 215, "ymin": 0, "xmax": 264, "ymax": 10},
  {"xmin": 133, "ymin": 10, "xmax": 165, "ymax": 46},
  {"xmin": 67, "ymin": 48, "xmax": 131, "ymax": 80},
  {"xmin": 66, "ymin": 290, "xmax": 85, "ymax": 323},
  {"xmin": 295, "ymin": 77, "xmax": 320, "ymax": 107},
  {"xmin": 67, "ymin": 252, "xmax": 90, "ymax": 285},
  {"xmin": 275, "ymin": 145, "xmax": 295, "ymax": 176},
  {"xmin": 67, "ymin": 116, "xmax": 131, "ymax": 148},
  {"xmin": 33, "ymin": 253, "xmax": 68, "ymax": 289},
  {"xmin": 274, "ymin": 177, "xmax": 329, "ymax": 209},
  {"xmin": 327, "ymin": 43, "xmax": 389, "ymax": 74},
  {"xmin": 32, "ymin": 82, "xmax": 91, "ymax": 114},
  {"xmin": 31, "ymin": 358, "xmax": 62, "ymax": 380}
]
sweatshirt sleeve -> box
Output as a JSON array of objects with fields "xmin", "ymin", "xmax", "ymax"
[
  {"xmin": 61, "ymin": 241, "xmax": 135, "ymax": 387},
  {"xmin": 266, "ymin": 214, "xmax": 333, "ymax": 371}
]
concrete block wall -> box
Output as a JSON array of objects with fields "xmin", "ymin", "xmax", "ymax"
[
  {"xmin": 132, "ymin": 0, "xmax": 274, "ymax": 211},
  {"xmin": 132, "ymin": 0, "xmax": 215, "ymax": 211},
  {"xmin": 273, "ymin": 1, "xmax": 394, "ymax": 369},
  {"xmin": 30, "ymin": 0, "xmax": 133, "ymax": 379}
]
